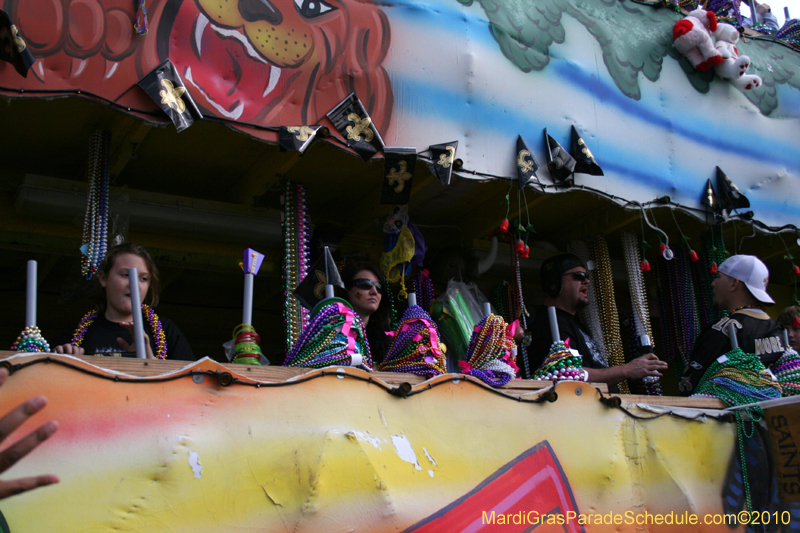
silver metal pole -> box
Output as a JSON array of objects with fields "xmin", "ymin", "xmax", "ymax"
[
  {"xmin": 129, "ymin": 267, "xmax": 147, "ymax": 359},
  {"xmin": 26, "ymin": 260, "xmax": 36, "ymax": 327},
  {"xmin": 548, "ymin": 306, "xmax": 560, "ymax": 344}
]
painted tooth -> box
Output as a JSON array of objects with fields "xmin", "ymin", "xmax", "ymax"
[
  {"xmin": 104, "ymin": 60, "xmax": 118, "ymax": 79},
  {"xmin": 72, "ymin": 58, "xmax": 87, "ymax": 77},
  {"xmin": 32, "ymin": 61, "xmax": 45, "ymax": 83},
  {"xmin": 262, "ymin": 65, "xmax": 281, "ymax": 98},
  {"xmin": 194, "ymin": 13, "xmax": 209, "ymax": 58}
]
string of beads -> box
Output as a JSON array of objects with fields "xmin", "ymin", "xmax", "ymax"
[
  {"xmin": 80, "ymin": 131, "xmax": 110, "ymax": 280},
  {"xmin": 70, "ymin": 305, "xmax": 167, "ymax": 358},
  {"xmin": 622, "ymin": 232, "xmax": 660, "ymax": 395},
  {"xmin": 282, "ymin": 181, "xmax": 311, "ymax": 351},
  {"xmin": 589, "ymin": 235, "xmax": 629, "ymax": 393}
]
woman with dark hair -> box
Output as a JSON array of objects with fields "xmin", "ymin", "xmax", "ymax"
[
  {"xmin": 52, "ymin": 243, "xmax": 195, "ymax": 360},
  {"xmin": 342, "ymin": 262, "xmax": 391, "ymax": 363}
]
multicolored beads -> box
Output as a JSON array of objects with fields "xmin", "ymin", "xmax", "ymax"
[
  {"xmin": 71, "ymin": 305, "xmax": 168, "ymax": 358},
  {"xmin": 10, "ymin": 326, "xmax": 50, "ymax": 353},
  {"xmin": 533, "ymin": 340, "xmax": 588, "ymax": 382},
  {"xmin": 283, "ymin": 302, "xmax": 373, "ymax": 370},
  {"xmin": 232, "ymin": 324, "xmax": 264, "ymax": 365},
  {"xmin": 379, "ymin": 305, "xmax": 446, "ymax": 378},
  {"xmin": 460, "ymin": 314, "xmax": 518, "ymax": 387},
  {"xmin": 771, "ymin": 348, "xmax": 800, "ymax": 396}
]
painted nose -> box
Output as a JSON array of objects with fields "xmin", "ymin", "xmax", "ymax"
[{"xmin": 238, "ymin": 0, "xmax": 282, "ymax": 24}]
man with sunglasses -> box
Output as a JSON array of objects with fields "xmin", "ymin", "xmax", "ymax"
[{"xmin": 522, "ymin": 254, "xmax": 667, "ymax": 391}]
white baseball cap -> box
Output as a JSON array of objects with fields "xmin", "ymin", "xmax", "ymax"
[{"xmin": 718, "ymin": 255, "xmax": 775, "ymax": 305}]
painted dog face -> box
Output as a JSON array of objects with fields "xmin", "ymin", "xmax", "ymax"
[
  {"xmin": 2, "ymin": 0, "xmax": 392, "ymax": 136},
  {"xmin": 169, "ymin": 0, "xmax": 392, "ymax": 128}
]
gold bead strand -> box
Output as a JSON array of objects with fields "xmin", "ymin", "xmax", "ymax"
[{"xmin": 590, "ymin": 235, "xmax": 629, "ymax": 393}]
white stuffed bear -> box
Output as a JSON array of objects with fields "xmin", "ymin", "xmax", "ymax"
[
  {"xmin": 713, "ymin": 23, "xmax": 762, "ymax": 91},
  {"xmin": 673, "ymin": 9, "xmax": 723, "ymax": 71}
]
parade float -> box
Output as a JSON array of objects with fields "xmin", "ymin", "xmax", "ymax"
[{"xmin": 1, "ymin": 0, "xmax": 800, "ymax": 531}]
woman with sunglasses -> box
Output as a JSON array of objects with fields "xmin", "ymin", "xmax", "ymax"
[{"xmin": 342, "ymin": 262, "xmax": 392, "ymax": 364}]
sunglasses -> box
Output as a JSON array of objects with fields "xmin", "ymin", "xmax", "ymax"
[
  {"xmin": 565, "ymin": 271, "xmax": 590, "ymax": 282},
  {"xmin": 353, "ymin": 278, "xmax": 382, "ymax": 291}
]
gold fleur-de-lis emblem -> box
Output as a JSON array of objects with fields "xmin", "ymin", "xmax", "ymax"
[
  {"xmin": 288, "ymin": 126, "xmax": 316, "ymax": 141},
  {"xmin": 345, "ymin": 113, "xmax": 373, "ymax": 142},
  {"xmin": 1, "ymin": 24, "xmax": 26, "ymax": 55},
  {"xmin": 387, "ymin": 161, "xmax": 412, "ymax": 192},
  {"xmin": 159, "ymin": 79, "xmax": 187, "ymax": 114},
  {"xmin": 577, "ymin": 138, "xmax": 594, "ymax": 160},
  {"xmin": 438, "ymin": 146, "xmax": 456, "ymax": 168},
  {"xmin": 313, "ymin": 270, "xmax": 327, "ymax": 299},
  {"xmin": 517, "ymin": 149, "xmax": 535, "ymax": 173}
]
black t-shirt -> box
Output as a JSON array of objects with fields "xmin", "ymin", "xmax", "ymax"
[
  {"xmin": 53, "ymin": 313, "xmax": 195, "ymax": 361},
  {"xmin": 521, "ymin": 305, "xmax": 608, "ymax": 379},
  {"xmin": 679, "ymin": 309, "xmax": 784, "ymax": 396}
]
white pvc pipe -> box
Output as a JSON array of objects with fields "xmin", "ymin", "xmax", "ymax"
[
  {"xmin": 727, "ymin": 321, "xmax": 739, "ymax": 350},
  {"xmin": 26, "ymin": 260, "xmax": 36, "ymax": 327},
  {"xmin": 129, "ymin": 267, "xmax": 146, "ymax": 359},
  {"xmin": 548, "ymin": 306, "xmax": 560, "ymax": 344},
  {"xmin": 243, "ymin": 273, "xmax": 254, "ymax": 326}
]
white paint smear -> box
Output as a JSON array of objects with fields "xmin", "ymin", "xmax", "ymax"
[
  {"xmin": 391, "ymin": 434, "xmax": 421, "ymax": 471},
  {"xmin": 423, "ymin": 447, "xmax": 437, "ymax": 466},
  {"xmin": 189, "ymin": 451, "xmax": 204, "ymax": 478},
  {"xmin": 347, "ymin": 431, "xmax": 384, "ymax": 450},
  {"xmin": 428, "ymin": 470, "xmax": 434, "ymax": 478}
]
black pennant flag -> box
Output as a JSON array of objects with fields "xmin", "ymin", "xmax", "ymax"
[
  {"xmin": 279, "ymin": 125, "xmax": 322, "ymax": 153},
  {"xmin": 571, "ymin": 126, "xmax": 603, "ymax": 176},
  {"xmin": 326, "ymin": 93, "xmax": 385, "ymax": 161},
  {"xmin": 293, "ymin": 248, "xmax": 347, "ymax": 310},
  {"xmin": 703, "ymin": 178, "xmax": 723, "ymax": 223},
  {"xmin": 137, "ymin": 60, "xmax": 203, "ymax": 132},
  {"xmin": 515, "ymin": 135, "xmax": 539, "ymax": 190},
  {"xmin": 544, "ymin": 129, "xmax": 576, "ymax": 185},
  {"xmin": 0, "ymin": 10, "xmax": 35, "ymax": 78},
  {"xmin": 429, "ymin": 141, "xmax": 458, "ymax": 186},
  {"xmin": 716, "ymin": 167, "xmax": 750, "ymax": 214},
  {"xmin": 382, "ymin": 147, "xmax": 417, "ymax": 205}
]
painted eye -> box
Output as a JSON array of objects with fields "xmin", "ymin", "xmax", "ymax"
[{"xmin": 293, "ymin": 0, "xmax": 336, "ymax": 18}]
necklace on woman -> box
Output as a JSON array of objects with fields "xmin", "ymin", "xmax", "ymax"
[{"xmin": 71, "ymin": 304, "xmax": 168, "ymax": 358}]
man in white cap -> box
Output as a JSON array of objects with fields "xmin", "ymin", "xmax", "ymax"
[{"xmin": 679, "ymin": 254, "xmax": 785, "ymax": 395}]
